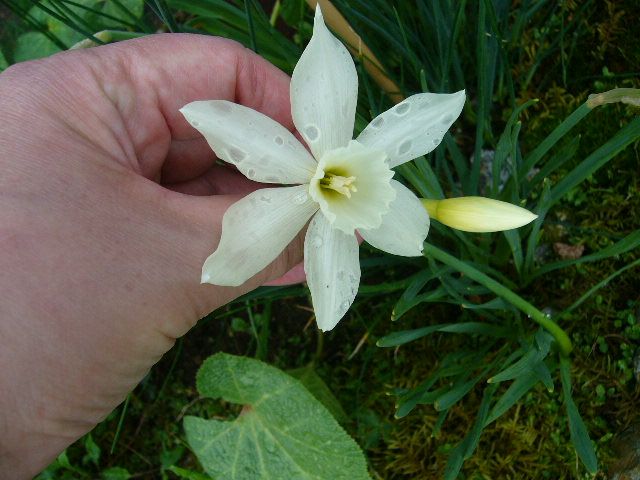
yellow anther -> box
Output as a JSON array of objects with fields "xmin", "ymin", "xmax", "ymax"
[{"xmin": 319, "ymin": 173, "xmax": 358, "ymax": 198}]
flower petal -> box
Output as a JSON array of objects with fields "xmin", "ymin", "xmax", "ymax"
[
  {"xmin": 180, "ymin": 100, "xmax": 316, "ymax": 184},
  {"xmin": 304, "ymin": 213, "xmax": 360, "ymax": 331},
  {"xmin": 356, "ymin": 90, "xmax": 466, "ymax": 168},
  {"xmin": 290, "ymin": 6, "xmax": 358, "ymax": 160},
  {"xmin": 359, "ymin": 180, "xmax": 430, "ymax": 256},
  {"xmin": 202, "ymin": 186, "xmax": 317, "ymax": 286}
]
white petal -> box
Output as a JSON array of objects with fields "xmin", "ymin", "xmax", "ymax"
[
  {"xmin": 180, "ymin": 100, "xmax": 316, "ymax": 184},
  {"xmin": 308, "ymin": 140, "xmax": 395, "ymax": 234},
  {"xmin": 202, "ymin": 186, "xmax": 317, "ymax": 286},
  {"xmin": 357, "ymin": 90, "xmax": 466, "ymax": 168},
  {"xmin": 290, "ymin": 6, "xmax": 358, "ymax": 160},
  {"xmin": 304, "ymin": 213, "xmax": 360, "ymax": 331},
  {"xmin": 359, "ymin": 180, "xmax": 430, "ymax": 256}
]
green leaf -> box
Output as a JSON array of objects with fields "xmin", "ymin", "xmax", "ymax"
[
  {"xmin": 185, "ymin": 353, "xmax": 370, "ymax": 480},
  {"xmin": 167, "ymin": 466, "xmax": 211, "ymax": 480},
  {"xmin": 101, "ymin": 467, "xmax": 131, "ymax": 480},
  {"xmin": 377, "ymin": 322, "xmax": 509, "ymax": 347},
  {"xmin": 0, "ymin": 51, "xmax": 8, "ymax": 71},
  {"xmin": 560, "ymin": 357, "xmax": 598, "ymax": 473},
  {"xmin": 444, "ymin": 384, "xmax": 497, "ymax": 480},
  {"xmin": 83, "ymin": 433, "xmax": 101, "ymax": 466},
  {"xmin": 488, "ymin": 330, "xmax": 553, "ymax": 384},
  {"xmin": 102, "ymin": 0, "xmax": 144, "ymax": 24},
  {"xmin": 485, "ymin": 370, "xmax": 539, "ymax": 425},
  {"xmin": 13, "ymin": 32, "xmax": 61, "ymax": 63},
  {"xmin": 287, "ymin": 364, "xmax": 349, "ymax": 424}
]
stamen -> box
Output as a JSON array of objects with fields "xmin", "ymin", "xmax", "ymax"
[{"xmin": 319, "ymin": 173, "xmax": 358, "ymax": 198}]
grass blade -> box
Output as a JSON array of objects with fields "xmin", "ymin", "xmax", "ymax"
[{"xmin": 560, "ymin": 356, "xmax": 598, "ymax": 473}]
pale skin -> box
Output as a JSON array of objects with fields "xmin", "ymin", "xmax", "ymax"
[{"xmin": 0, "ymin": 34, "xmax": 306, "ymax": 478}]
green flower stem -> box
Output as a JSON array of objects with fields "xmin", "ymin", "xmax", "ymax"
[{"xmin": 423, "ymin": 243, "xmax": 573, "ymax": 356}]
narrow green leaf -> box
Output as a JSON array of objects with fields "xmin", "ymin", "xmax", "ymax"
[
  {"xmin": 444, "ymin": 385, "xmax": 496, "ymax": 480},
  {"xmin": 560, "ymin": 357, "xmax": 598, "ymax": 473},
  {"xmin": 485, "ymin": 370, "xmax": 538, "ymax": 425},
  {"xmin": 544, "ymin": 116, "xmax": 640, "ymax": 209},
  {"xmin": 531, "ymin": 229, "xmax": 640, "ymax": 280},
  {"xmin": 394, "ymin": 376, "xmax": 440, "ymax": 419},
  {"xmin": 489, "ymin": 331, "xmax": 551, "ymax": 383},
  {"xmin": 564, "ymin": 257, "xmax": 640, "ymax": 316},
  {"xmin": 523, "ymin": 134, "xmax": 580, "ymax": 197},
  {"xmin": 434, "ymin": 375, "xmax": 479, "ymax": 411},
  {"xmin": 167, "ymin": 466, "xmax": 211, "ymax": 480},
  {"xmin": 377, "ymin": 324, "xmax": 451, "ymax": 347},
  {"xmin": 378, "ymin": 322, "xmax": 508, "ymax": 348},
  {"xmin": 521, "ymin": 103, "xmax": 591, "ymax": 175},
  {"xmin": 101, "ymin": 467, "xmax": 131, "ymax": 480}
]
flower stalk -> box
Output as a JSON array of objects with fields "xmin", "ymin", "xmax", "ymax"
[{"xmin": 423, "ymin": 243, "xmax": 573, "ymax": 356}]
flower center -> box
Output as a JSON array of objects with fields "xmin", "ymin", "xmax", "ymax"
[
  {"xmin": 308, "ymin": 140, "xmax": 396, "ymax": 234},
  {"xmin": 319, "ymin": 172, "xmax": 358, "ymax": 198}
]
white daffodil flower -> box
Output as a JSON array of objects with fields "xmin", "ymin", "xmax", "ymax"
[{"xmin": 180, "ymin": 6, "xmax": 465, "ymax": 331}]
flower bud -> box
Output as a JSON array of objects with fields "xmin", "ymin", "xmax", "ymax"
[{"xmin": 421, "ymin": 197, "xmax": 537, "ymax": 233}]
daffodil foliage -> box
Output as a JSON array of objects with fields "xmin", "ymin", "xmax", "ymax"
[{"xmin": 181, "ymin": 6, "xmax": 465, "ymax": 331}]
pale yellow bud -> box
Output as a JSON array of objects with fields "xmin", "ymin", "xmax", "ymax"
[{"xmin": 421, "ymin": 197, "xmax": 538, "ymax": 233}]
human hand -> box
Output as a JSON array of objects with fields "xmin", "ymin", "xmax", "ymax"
[{"xmin": 0, "ymin": 34, "xmax": 304, "ymax": 477}]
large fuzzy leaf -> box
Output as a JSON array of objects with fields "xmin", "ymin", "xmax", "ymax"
[{"xmin": 184, "ymin": 353, "xmax": 370, "ymax": 480}]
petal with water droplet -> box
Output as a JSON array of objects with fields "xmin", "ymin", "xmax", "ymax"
[
  {"xmin": 304, "ymin": 213, "xmax": 360, "ymax": 331},
  {"xmin": 357, "ymin": 90, "xmax": 466, "ymax": 168},
  {"xmin": 180, "ymin": 100, "xmax": 317, "ymax": 184},
  {"xmin": 290, "ymin": 6, "xmax": 358, "ymax": 160},
  {"xmin": 202, "ymin": 186, "xmax": 318, "ymax": 286}
]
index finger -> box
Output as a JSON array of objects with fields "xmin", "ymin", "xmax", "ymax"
[{"xmin": 86, "ymin": 33, "xmax": 294, "ymax": 180}]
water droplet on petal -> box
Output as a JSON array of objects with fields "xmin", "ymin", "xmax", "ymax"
[
  {"xmin": 247, "ymin": 168, "xmax": 256, "ymax": 179},
  {"xmin": 190, "ymin": 120, "xmax": 199, "ymax": 127},
  {"xmin": 274, "ymin": 136, "xmax": 284, "ymax": 146},
  {"xmin": 339, "ymin": 300, "xmax": 350, "ymax": 312},
  {"xmin": 260, "ymin": 193, "xmax": 272, "ymax": 203},
  {"xmin": 432, "ymin": 138, "xmax": 441, "ymax": 146},
  {"xmin": 371, "ymin": 117, "xmax": 385, "ymax": 128},
  {"xmin": 292, "ymin": 192, "xmax": 308, "ymax": 204},
  {"xmin": 228, "ymin": 147, "xmax": 246, "ymax": 163},
  {"xmin": 398, "ymin": 139, "xmax": 412, "ymax": 156},
  {"xmin": 394, "ymin": 102, "xmax": 411, "ymax": 116},
  {"xmin": 304, "ymin": 125, "xmax": 320, "ymax": 142},
  {"xmin": 265, "ymin": 176, "xmax": 281, "ymax": 183},
  {"xmin": 441, "ymin": 114, "xmax": 453, "ymax": 124},
  {"xmin": 212, "ymin": 102, "xmax": 232, "ymax": 114}
]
